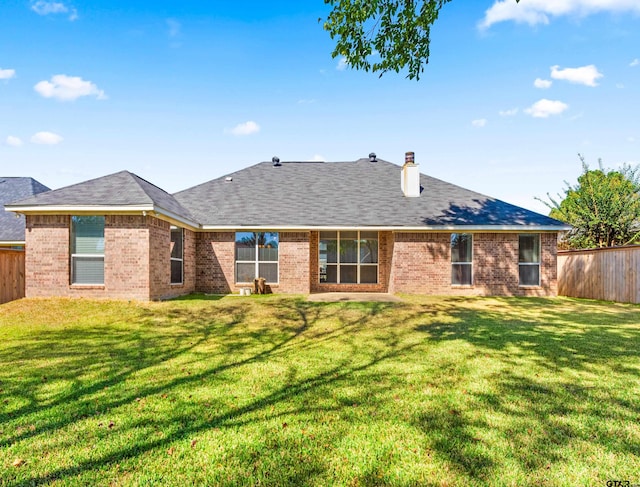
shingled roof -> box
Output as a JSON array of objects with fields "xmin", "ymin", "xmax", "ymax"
[
  {"xmin": 174, "ymin": 158, "xmax": 567, "ymax": 230},
  {"xmin": 6, "ymin": 159, "xmax": 568, "ymax": 231},
  {"xmin": 6, "ymin": 171, "xmax": 197, "ymax": 226},
  {"xmin": 0, "ymin": 177, "xmax": 50, "ymax": 243}
]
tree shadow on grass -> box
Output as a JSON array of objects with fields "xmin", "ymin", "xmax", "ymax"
[
  {"xmin": 1, "ymin": 297, "xmax": 415, "ymax": 486},
  {"xmin": 411, "ymin": 296, "xmax": 640, "ymax": 482},
  {"xmin": 1, "ymin": 295, "xmax": 638, "ymax": 486}
]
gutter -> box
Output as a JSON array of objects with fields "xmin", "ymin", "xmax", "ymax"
[
  {"xmin": 198, "ymin": 224, "xmax": 571, "ymax": 232},
  {"xmin": 4, "ymin": 206, "xmax": 570, "ymax": 233}
]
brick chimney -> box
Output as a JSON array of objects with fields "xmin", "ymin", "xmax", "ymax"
[{"xmin": 401, "ymin": 151, "xmax": 421, "ymax": 197}]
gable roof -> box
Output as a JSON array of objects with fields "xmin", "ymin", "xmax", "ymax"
[
  {"xmin": 174, "ymin": 158, "xmax": 568, "ymax": 230},
  {"xmin": 6, "ymin": 171, "xmax": 197, "ymax": 228},
  {"xmin": 0, "ymin": 177, "xmax": 50, "ymax": 243}
]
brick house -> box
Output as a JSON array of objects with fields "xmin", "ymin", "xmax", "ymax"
[{"xmin": 6, "ymin": 153, "xmax": 569, "ymax": 300}]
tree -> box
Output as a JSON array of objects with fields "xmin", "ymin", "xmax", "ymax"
[
  {"xmin": 540, "ymin": 155, "xmax": 640, "ymax": 249},
  {"xmin": 322, "ymin": 0, "xmax": 521, "ymax": 80}
]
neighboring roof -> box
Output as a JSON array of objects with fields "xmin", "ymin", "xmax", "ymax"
[
  {"xmin": 6, "ymin": 170, "xmax": 197, "ymax": 227},
  {"xmin": 0, "ymin": 177, "xmax": 50, "ymax": 242},
  {"xmin": 174, "ymin": 158, "xmax": 568, "ymax": 230}
]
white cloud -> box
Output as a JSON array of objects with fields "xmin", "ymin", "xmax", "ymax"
[
  {"xmin": 627, "ymin": 137, "xmax": 636, "ymax": 143},
  {"xmin": 5, "ymin": 136, "xmax": 23, "ymax": 147},
  {"xmin": 631, "ymin": 58, "xmax": 640, "ymax": 67},
  {"xmin": 550, "ymin": 65, "xmax": 603, "ymax": 87},
  {"xmin": 310, "ymin": 154, "xmax": 326, "ymax": 162},
  {"xmin": 34, "ymin": 74, "xmax": 107, "ymax": 101},
  {"xmin": 0, "ymin": 68, "xmax": 16, "ymax": 80},
  {"xmin": 31, "ymin": 131, "xmax": 63, "ymax": 145},
  {"xmin": 472, "ymin": 119, "xmax": 488, "ymax": 128},
  {"xmin": 616, "ymin": 83, "xmax": 625, "ymax": 89},
  {"xmin": 499, "ymin": 108, "xmax": 518, "ymax": 117},
  {"xmin": 336, "ymin": 57, "xmax": 348, "ymax": 71},
  {"xmin": 167, "ymin": 18, "xmax": 181, "ymax": 37},
  {"xmin": 525, "ymin": 99, "xmax": 569, "ymax": 118},
  {"xmin": 480, "ymin": 0, "xmax": 640, "ymax": 29},
  {"xmin": 227, "ymin": 121, "xmax": 260, "ymax": 136},
  {"xmin": 31, "ymin": 1, "xmax": 77, "ymax": 21},
  {"xmin": 534, "ymin": 78, "xmax": 552, "ymax": 89}
]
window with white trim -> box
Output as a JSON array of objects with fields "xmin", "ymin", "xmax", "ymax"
[
  {"xmin": 319, "ymin": 231, "xmax": 378, "ymax": 284},
  {"xmin": 71, "ymin": 216, "xmax": 105, "ymax": 285},
  {"xmin": 235, "ymin": 232, "xmax": 279, "ymax": 283},
  {"xmin": 170, "ymin": 226, "xmax": 183, "ymax": 284},
  {"xmin": 519, "ymin": 234, "xmax": 540, "ymax": 286},
  {"xmin": 451, "ymin": 233, "xmax": 473, "ymax": 285}
]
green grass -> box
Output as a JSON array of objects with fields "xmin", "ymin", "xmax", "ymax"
[{"xmin": 0, "ymin": 294, "xmax": 638, "ymax": 486}]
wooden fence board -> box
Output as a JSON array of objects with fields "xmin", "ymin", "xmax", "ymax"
[
  {"xmin": 0, "ymin": 250, "xmax": 25, "ymax": 304},
  {"xmin": 558, "ymin": 246, "xmax": 640, "ymax": 304}
]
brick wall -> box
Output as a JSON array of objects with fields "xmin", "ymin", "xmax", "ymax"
[
  {"xmin": 25, "ymin": 219, "xmax": 558, "ymax": 299},
  {"xmin": 389, "ymin": 232, "xmax": 558, "ymax": 296},
  {"xmin": 276, "ymin": 232, "xmax": 310, "ymax": 293},
  {"xmin": 104, "ymin": 215, "xmax": 150, "ymax": 300},
  {"xmin": 148, "ymin": 221, "xmax": 197, "ymax": 300},
  {"xmin": 25, "ymin": 214, "xmax": 196, "ymax": 300},
  {"xmin": 196, "ymin": 232, "xmax": 235, "ymax": 294},
  {"xmin": 25, "ymin": 215, "xmax": 70, "ymax": 297},
  {"xmin": 196, "ymin": 231, "xmax": 311, "ymax": 294}
]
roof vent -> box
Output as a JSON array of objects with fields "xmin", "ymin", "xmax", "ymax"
[
  {"xmin": 225, "ymin": 176, "xmax": 233, "ymax": 182},
  {"xmin": 272, "ymin": 156, "xmax": 281, "ymax": 167},
  {"xmin": 369, "ymin": 152, "xmax": 377, "ymax": 162}
]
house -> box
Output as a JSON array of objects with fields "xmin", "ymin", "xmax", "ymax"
[
  {"xmin": 5, "ymin": 153, "xmax": 570, "ymax": 300},
  {"xmin": 0, "ymin": 177, "xmax": 50, "ymax": 249}
]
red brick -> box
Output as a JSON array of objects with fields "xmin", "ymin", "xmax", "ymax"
[{"xmin": 25, "ymin": 218, "xmax": 558, "ymax": 299}]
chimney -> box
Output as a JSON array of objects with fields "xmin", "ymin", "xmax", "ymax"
[{"xmin": 401, "ymin": 151, "xmax": 421, "ymax": 197}]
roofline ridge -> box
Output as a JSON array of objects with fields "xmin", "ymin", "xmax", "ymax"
[
  {"xmin": 41, "ymin": 170, "xmax": 131, "ymax": 195},
  {"xmin": 128, "ymin": 171, "xmax": 179, "ymax": 198}
]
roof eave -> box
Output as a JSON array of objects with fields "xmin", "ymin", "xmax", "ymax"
[
  {"xmin": 5, "ymin": 204, "xmax": 201, "ymax": 230},
  {"xmin": 199, "ymin": 224, "xmax": 570, "ymax": 232}
]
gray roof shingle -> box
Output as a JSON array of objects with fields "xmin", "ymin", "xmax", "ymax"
[
  {"xmin": 5, "ymin": 160, "xmax": 567, "ymax": 230},
  {"xmin": 1, "ymin": 177, "xmax": 50, "ymax": 242},
  {"xmin": 174, "ymin": 158, "xmax": 566, "ymax": 229},
  {"xmin": 7, "ymin": 170, "xmax": 196, "ymax": 224}
]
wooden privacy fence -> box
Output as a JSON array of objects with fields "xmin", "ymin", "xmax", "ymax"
[
  {"xmin": 0, "ymin": 250, "xmax": 25, "ymax": 304},
  {"xmin": 558, "ymin": 245, "xmax": 640, "ymax": 304}
]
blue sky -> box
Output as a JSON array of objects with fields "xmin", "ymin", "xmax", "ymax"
[{"xmin": 1, "ymin": 0, "xmax": 639, "ymax": 214}]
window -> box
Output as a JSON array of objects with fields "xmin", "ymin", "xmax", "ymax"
[
  {"xmin": 451, "ymin": 233, "xmax": 473, "ymax": 285},
  {"xmin": 170, "ymin": 227, "xmax": 183, "ymax": 284},
  {"xmin": 319, "ymin": 231, "xmax": 378, "ymax": 284},
  {"xmin": 519, "ymin": 234, "xmax": 540, "ymax": 286},
  {"xmin": 71, "ymin": 216, "xmax": 105, "ymax": 284},
  {"xmin": 235, "ymin": 232, "xmax": 279, "ymax": 283}
]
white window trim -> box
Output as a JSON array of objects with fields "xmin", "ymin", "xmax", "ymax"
[
  {"xmin": 519, "ymin": 234, "xmax": 541, "ymax": 287},
  {"xmin": 170, "ymin": 227, "xmax": 184, "ymax": 285},
  {"xmin": 235, "ymin": 233, "xmax": 279, "ymax": 284},
  {"xmin": 451, "ymin": 233, "xmax": 473, "ymax": 286},
  {"xmin": 320, "ymin": 231, "xmax": 379, "ymax": 285}
]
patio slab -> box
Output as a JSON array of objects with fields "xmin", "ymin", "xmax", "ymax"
[{"xmin": 307, "ymin": 293, "xmax": 403, "ymax": 303}]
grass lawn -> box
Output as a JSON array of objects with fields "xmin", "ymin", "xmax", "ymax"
[{"xmin": 0, "ymin": 294, "xmax": 639, "ymax": 486}]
